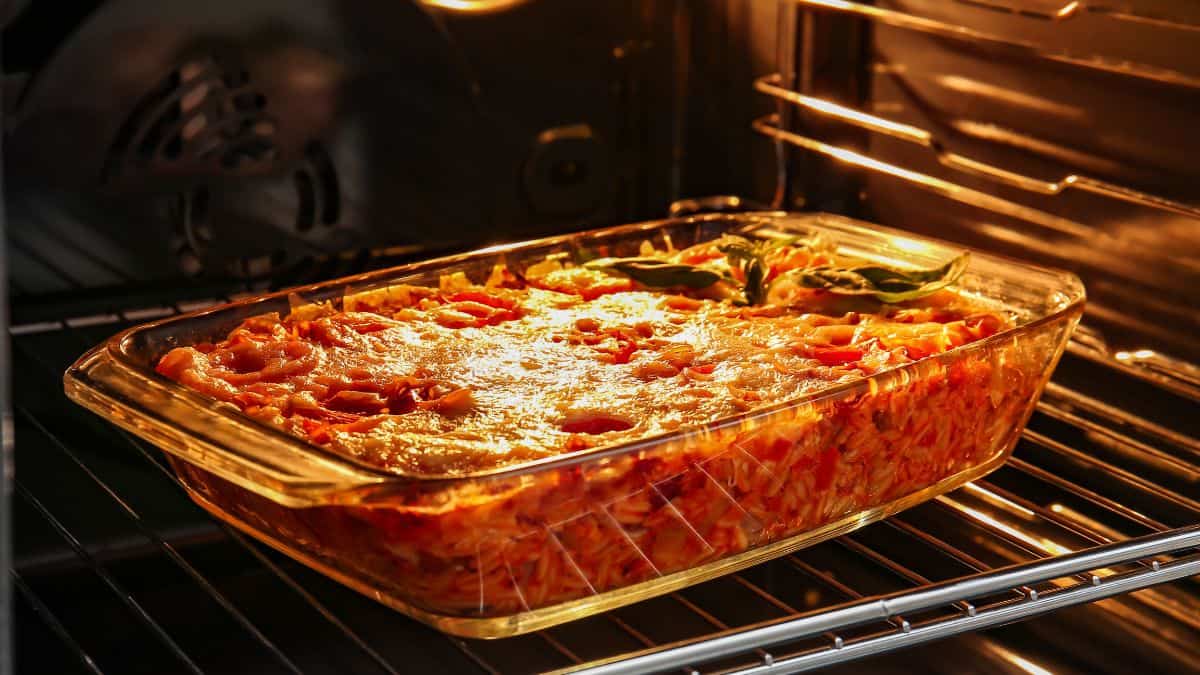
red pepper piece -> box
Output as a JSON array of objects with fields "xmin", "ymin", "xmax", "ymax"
[
  {"xmin": 815, "ymin": 447, "xmax": 839, "ymax": 491},
  {"xmin": 808, "ymin": 346, "xmax": 864, "ymax": 366}
]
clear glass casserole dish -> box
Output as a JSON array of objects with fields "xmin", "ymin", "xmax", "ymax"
[{"xmin": 64, "ymin": 213, "xmax": 1083, "ymax": 638}]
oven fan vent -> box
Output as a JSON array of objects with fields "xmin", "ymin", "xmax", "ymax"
[
  {"xmin": 294, "ymin": 141, "xmax": 341, "ymax": 232},
  {"xmin": 167, "ymin": 139, "xmax": 343, "ymax": 278},
  {"xmin": 168, "ymin": 187, "xmax": 212, "ymax": 277},
  {"xmin": 103, "ymin": 55, "xmax": 277, "ymax": 183},
  {"xmin": 167, "ymin": 185, "xmax": 283, "ymax": 279}
]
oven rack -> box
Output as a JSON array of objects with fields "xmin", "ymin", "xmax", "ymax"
[
  {"xmin": 570, "ymin": 528, "xmax": 1200, "ymax": 675},
  {"xmin": 752, "ymin": 60, "xmax": 1200, "ymax": 363},
  {"xmin": 753, "ymin": 73, "xmax": 1200, "ymax": 222},
  {"xmin": 790, "ymin": 0, "xmax": 1200, "ymax": 89},
  {"xmin": 754, "ymin": 110, "xmax": 1198, "ymax": 344},
  {"xmin": 11, "ymin": 281, "xmax": 1200, "ymax": 674},
  {"xmin": 952, "ymin": 0, "xmax": 1200, "ymax": 29}
]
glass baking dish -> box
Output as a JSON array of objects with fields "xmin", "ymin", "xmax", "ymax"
[{"xmin": 65, "ymin": 212, "xmax": 1083, "ymax": 638}]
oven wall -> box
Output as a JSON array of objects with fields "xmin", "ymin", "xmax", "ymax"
[
  {"xmin": 673, "ymin": 0, "xmax": 784, "ymax": 208},
  {"xmin": 4, "ymin": 0, "xmax": 769, "ymax": 294}
]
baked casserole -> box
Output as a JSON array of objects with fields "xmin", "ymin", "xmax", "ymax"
[{"xmin": 66, "ymin": 214, "xmax": 1083, "ymax": 636}]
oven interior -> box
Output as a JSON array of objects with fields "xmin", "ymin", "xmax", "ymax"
[{"xmin": 5, "ymin": 1, "xmax": 1199, "ymax": 673}]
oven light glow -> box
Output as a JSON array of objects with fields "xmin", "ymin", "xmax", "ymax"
[
  {"xmin": 962, "ymin": 482, "xmax": 1034, "ymax": 518},
  {"xmin": 418, "ymin": 0, "xmax": 530, "ymax": 14},
  {"xmin": 939, "ymin": 495, "xmax": 1073, "ymax": 556},
  {"xmin": 985, "ymin": 644, "xmax": 1056, "ymax": 675},
  {"xmin": 889, "ymin": 237, "xmax": 932, "ymax": 254},
  {"xmin": 1057, "ymin": 1, "xmax": 1082, "ymax": 19},
  {"xmin": 472, "ymin": 240, "xmax": 528, "ymax": 255},
  {"xmin": 1115, "ymin": 349, "xmax": 1157, "ymax": 362},
  {"xmin": 935, "ymin": 75, "xmax": 1086, "ymax": 119}
]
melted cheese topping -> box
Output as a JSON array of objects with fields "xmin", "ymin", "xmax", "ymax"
[{"xmin": 157, "ymin": 278, "xmax": 1003, "ymax": 477}]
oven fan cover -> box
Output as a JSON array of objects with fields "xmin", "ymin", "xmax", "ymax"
[{"xmin": 5, "ymin": 0, "xmax": 494, "ymax": 281}]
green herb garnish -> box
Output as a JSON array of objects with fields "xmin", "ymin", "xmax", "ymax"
[
  {"xmin": 581, "ymin": 233, "xmax": 968, "ymax": 305},
  {"xmin": 717, "ymin": 236, "xmax": 798, "ymax": 305},
  {"xmin": 584, "ymin": 257, "xmax": 723, "ymax": 289},
  {"xmin": 776, "ymin": 252, "xmax": 969, "ymax": 304}
]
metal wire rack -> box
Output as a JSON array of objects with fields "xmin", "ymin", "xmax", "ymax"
[
  {"xmin": 754, "ymin": 0, "xmax": 1200, "ymax": 362},
  {"xmin": 953, "ymin": 0, "xmax": 1200, "ymax": 29},
  {"xmin": 753, "ymin": 73, "xmax": 1200, "ymax": 221},
  {"xmin": 789, "ymin": 0, "xmax": 1200, "ymax": 89}
]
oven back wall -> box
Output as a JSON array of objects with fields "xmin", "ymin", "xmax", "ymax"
[{"xmin": 3, "ymin": 0, "xmax": 708, "ymax": 294}]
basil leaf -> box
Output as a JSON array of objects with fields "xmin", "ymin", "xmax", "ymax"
[
  {"xmin": 743, "ymin": 259, "xmax": 767, "ymax": 305},
  {"xmin": 585, "ymin": 257, "xmax": 722, "ymax": 289},
  {"xmin": 783, "ymin": 252, "xmax": 969, "ymax": 303},
  {"xmin": 718, "ymin": 236, "xmax": 792, "ymax": 305}
]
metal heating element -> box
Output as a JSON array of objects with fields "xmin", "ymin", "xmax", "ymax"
[{"xmin": 10, "ymin": 1, "xmax": 1200, "ymax": 674}]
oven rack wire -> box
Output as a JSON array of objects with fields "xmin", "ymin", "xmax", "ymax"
[
  {"xmin": 10, "ymin": 273, "xmax": 1200, "ymax": 674},
  {"xmin": 751, "ymin": 111, "xmax": 1197, "ymax": 272},
  {"xmin": 753, "ymin": 35, "xmax": 1200, "ymax": 367},
  {"xmin": 790, "ymin": 0, "xmax": 1200, "ymax": 89},
  {"xmin": 752, "ymin": 110, "xmax": 1193, "ymax": 298},
  {"xmin": 753, "ymin": 73, "xmax": 1200, "ymax": 222},
  {"xmin": 953, "ymin": 0, "xmax": 1200, "ymax": 30},
  {"xmin": 569, "ymin": 528, "xmax": 1200, "ymax": 675}
]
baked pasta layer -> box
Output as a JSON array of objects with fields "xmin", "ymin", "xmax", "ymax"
[
  {"xmin": 150, "ymin": 231, "xmax": 1059, "ymax": 627},
  {"xmin": 156, "ymin": 239, "xmax": 1005, "ymax": 477}
]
